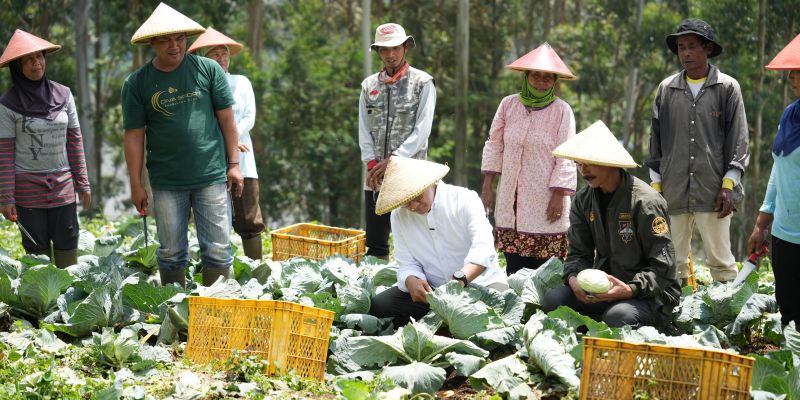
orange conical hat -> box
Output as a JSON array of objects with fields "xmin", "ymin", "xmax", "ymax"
[
  {"xmin": 188, "ymin": 27, "xmax": 244, "ymax": 55},
  {"xmin": 0, "ymin": 29, "xmax": 61, "ymax": 68},
  {"xmin": 766, "ymin": 33, "xmax": 800, "ymax": 70},
  {"xmin": 507, "ymin": 42, "xmax": 576, "ymax": 80}
]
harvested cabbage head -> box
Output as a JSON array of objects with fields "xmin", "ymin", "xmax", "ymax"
[{"xmin": 576, "ymin": 269, "xmax": 612, "ymax": 294}]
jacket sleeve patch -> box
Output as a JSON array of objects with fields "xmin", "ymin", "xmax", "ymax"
[{"xmin": 652, "ymin": 216, "xmax": 669, "ymax": 235}]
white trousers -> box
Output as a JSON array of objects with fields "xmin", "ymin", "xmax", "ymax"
[{"xmin": 670, "ymin": 212, "xmax": 737, "ymax": 282}]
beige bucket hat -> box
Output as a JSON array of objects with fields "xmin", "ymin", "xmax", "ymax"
[
  {"xmin": 375, "ymin": 157, "xmax": 449, "ymax": 215},
  {"xmin": 370, "ymin": 23, "xmax": 416, "ymax": 51},
  {"xmin": 130, "ymin": 2, "xmax": 205, "ymax": 45},
  {"xmin": 0, "ymin": 29, "xmax": 60, "ymax": 68},
  {"xmin": 552, "ymin": 120, "xmax": 639, "ymax": 168}
]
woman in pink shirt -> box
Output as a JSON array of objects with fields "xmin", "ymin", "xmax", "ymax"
[{"xmin": 481, "ymin": 42, "xmax": 577, "ymax": 274}]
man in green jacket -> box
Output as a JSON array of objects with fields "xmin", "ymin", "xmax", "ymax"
[{"xmin": 542, "ymin": 121, "xmax": 681, "ymax": 328}]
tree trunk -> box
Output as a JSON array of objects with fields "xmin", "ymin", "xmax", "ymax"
[
  {"xmin": 621, "ymin": 0, "xmax": 643, "ymax": 148},
  {"xmin": 74, "ymin": 0, "xmax": 95, "ymax": 211},
  {"xmin": 247, "ymin": 0, "xmax": 265, "ymax": 68},
  {"xmin": 359, "ymin": 0, "xmax": 371, "ymax": 229},
  {"xmin": 454, "ymin": 0, "xmax": 469, "ymax": 186},
  {"xmin": 92, "ymin": 1, "xmax": 104, "ymax": 209},
  {"xmin": 740, "ymin": 0, "xmax": 767, "ymax": 257}
]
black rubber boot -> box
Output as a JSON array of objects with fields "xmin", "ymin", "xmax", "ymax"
[
  {"xmin": 159, "ymin": 268, "xmax": 186, "ymax": 288},
  {"xmin": 241, "ymin": 236, "xmax": 263, "ymax": 260},
  {"xmin": 53, "ymin": 249, "xmax": 78, "ymax": 268},
  {"xmin": 202, "ymin": 267, "xmax": 230, "ymax": 286}
]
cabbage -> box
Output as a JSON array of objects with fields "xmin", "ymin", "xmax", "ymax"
[{"xmin": 576, "ymin": 269, "xmax": 611, "ymax": 294}]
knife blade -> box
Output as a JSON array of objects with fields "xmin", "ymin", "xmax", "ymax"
[
  {"xmin": 10, "ymin": 215, "xmax": 39, "ymax": 247},
  {"xmin": 732, "ymin": 242, "xmax": 769, "ymax": 286}
]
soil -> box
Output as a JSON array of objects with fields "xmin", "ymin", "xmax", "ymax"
[
  {"xmin": 436, "ymin": 370, "xmax": 493, "ymax": 399},
  {"xmin": 739, "ymin": 335, "xmax": 783, "ymax": 355}
]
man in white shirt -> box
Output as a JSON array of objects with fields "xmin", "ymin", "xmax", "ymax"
[{"xmin": 368, "ymin": 156, "xmax": 508, "ymax": 328}]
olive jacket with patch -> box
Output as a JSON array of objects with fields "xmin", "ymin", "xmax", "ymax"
[{"xmin": 563, "ymin": 170, "xmax": 681, "ymax": 314}]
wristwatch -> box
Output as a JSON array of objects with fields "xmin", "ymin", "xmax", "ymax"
[{"xmin": 452, "ymin": 270, "xmax": 469, "ymax": 287}]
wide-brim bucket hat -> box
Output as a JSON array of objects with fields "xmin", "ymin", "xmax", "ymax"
[
  {"xmin": 666, "ymin": 18, "xmax": 722, "ymax": 58},
  {"xmin": 506, "ymin": 42, "xmax": 576, "ymax": 80},
  {"xmin": 375, "ymin": 157, "xmax": 449, "ymax": 215},
  {"xmin": 552, "ymin": 120, "xmax": 639, "ymax": 168},
  {"xmin": 0, "ymin": 29, "xmax": 61, "ymax": 68},
  {"xmin": 370, "ymin": 23, "xmax": 416, "ymax": 52},
  {"xmin": 765, "ymin": 33, "xmax": 800, "ymax": 70},
  {"xmin": 130, "ymin": 2, "xmax": 205, "ymax": 45},
  {"xmin": 188, "ymin": 27, "xmax": 244, "ymax": 55}
]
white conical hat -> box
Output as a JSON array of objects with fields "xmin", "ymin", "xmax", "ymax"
[
  {"xmin": 130, "ymin": 3, "xmax": 205, "ymax": 45},
  {"xmin": 552, "ymin": 120, "xmax": 639, "ymax": 168},
  {"xmin": 375, "ymin": 157, "xmax": 449, "ymax": 215}
]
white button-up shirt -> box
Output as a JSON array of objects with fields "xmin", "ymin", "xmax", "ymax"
[{"xmin": 392, "ymin": 181, "xmax": 508, "ymax": 292}]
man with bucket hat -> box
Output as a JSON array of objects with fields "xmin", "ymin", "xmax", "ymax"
[
  {"xmin": 122, "ymin": 3, "xmax": 243, "ymax": 287},
  {"xmin": 647, "ymin": 18, "xmax": 750, "ymax": 285},
  {"xmin": 541, "ymin": 121, "xmax": 681, "ymax": 328},
  {"xmin": 359, "ymin": 23, "xmax": 436, "ymax": 260},
  {"xmin": 367, "ymin": 156, "xmax": 507, "ymax": 328}
]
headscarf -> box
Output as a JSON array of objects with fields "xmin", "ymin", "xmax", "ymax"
[
  {"xmin": 519, "ymin": 72, "xmax": 557, "ymax": 108},
  {"xmin": 0, "ymin": 56, "xmax": 70, "ymax": 120},
  {"xmin": 773, "ymin": 99, "xmax": 800, "ymax": 156}
]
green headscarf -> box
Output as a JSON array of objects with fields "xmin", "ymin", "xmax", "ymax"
[{"xmin": 519, "ymin": 72, "xmax": 558, "ymax": 108}]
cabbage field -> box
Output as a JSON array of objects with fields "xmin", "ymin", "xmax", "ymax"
[{"xmin": 1, "ymin": 216, "xmax": 799, "ymax": 400}]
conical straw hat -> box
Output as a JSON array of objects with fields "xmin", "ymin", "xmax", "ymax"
[
  {"xmin": 765, "ymin": 33, "xmax": 800, "ymax": 70},
  {"xmin": 375, "ymin": 157, "xmax": 450, "ymax": 215},
  {"xmin": 131, "ymin": 2, "xmax": 205, "ymax": 45},
  {"xmin": 552, "ymin": 120, "xmax": 639, "ymax": 168},
  {"xmin": 507, "ymin": 42, "xmax": 577, "ymax": 80},
  {"xmin": 188, "ymin": 27, "xmax": 244, "ymax": 55},
  {"xmin": 0, "ymin": 29, "xmax": 60, "ymax": 68}
]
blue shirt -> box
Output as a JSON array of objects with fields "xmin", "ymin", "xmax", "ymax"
[{"xmin": 760, "ymin": 148, "xmax": 800, "ymax": 244}]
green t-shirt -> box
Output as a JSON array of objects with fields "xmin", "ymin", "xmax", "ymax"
[{"xmin": 121, "ymin": 53, "xmax": 235, "ymax": 189}]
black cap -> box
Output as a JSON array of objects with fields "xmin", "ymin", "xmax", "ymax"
[{"xmin": 666, "ymin": 18, "xmax": 722, "ymax": 58}]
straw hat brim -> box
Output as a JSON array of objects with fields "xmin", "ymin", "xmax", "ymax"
[
  {"xmin": 0, "ymin": 29, "xmax": 61, "ymax": 68},
  {"xmin": 375, "ymin": 157, "xmax": 449, "ymax": 215},
  {"xmin": 187, "ymin": 27, "xmax": 244, "ymax": 55},
  {"xmin": 130, "ymin": 3, "xmax": 206, "ymax": 45},
  {"xmin": 552, "ymin": 120, "xmax": 640, "ymax": 169},
  {"xmin": 506, "ymin": 42, "xmax": 577, "ymax": 80},
  {"xmin": 765, "ymin": 33, "xmax": 800, "ymax": 70},
  {"xmin": 507, "ymin": 65, "xmax": 577, "ymax": 80}
]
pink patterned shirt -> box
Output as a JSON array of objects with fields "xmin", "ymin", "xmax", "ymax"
[{"xmin": 481, "ymin": 95, "xmax": 576, "ymax": 235}]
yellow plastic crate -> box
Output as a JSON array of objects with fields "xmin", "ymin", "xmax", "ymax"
[
  {"xmin": 185, "ymin": 297, "xmax": 335, "ymax": 381},
  {"xmin": 271, "ymin": 223, "xmax": 366, "ymax": 264},
  {"xmin": 580, "ymin": 337, "xmax": 754, "ymax": 400}
]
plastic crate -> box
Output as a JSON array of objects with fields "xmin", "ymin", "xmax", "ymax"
[
  {"xmin": 185, "ymin": 297, "xmax": 335, "ymax": 381},
  {"xmin": 271, "ymin": 223, "xmax": 366, "ymax": 264},
  {"xmin": 580, "ymin": 337, "xmax": 754, "ymax": 400}
]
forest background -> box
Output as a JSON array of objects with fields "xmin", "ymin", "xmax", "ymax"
[{"xmin": 1, "ymin": 0, "xmax": 797, "ymax": 260}]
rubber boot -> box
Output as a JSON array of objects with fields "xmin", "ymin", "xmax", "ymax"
[
  {"xmin": 159, "ymin": 268, "xmax": 186, "ymax": 288},
  {"xmin": 241, "ymin": 235, "xmax": 263, "ymax": 260},
  {"xmin": 203, "ymin": 267, "xmax": 230, "ymax": 286},
  {"xmin": 53, "ymin": 248, "xmax": 78, "ymax": 268}
]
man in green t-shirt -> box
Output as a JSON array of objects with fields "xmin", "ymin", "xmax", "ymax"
[{"xmin": 121, "ymin": 4, "xmax": 243, "ymax": 287}]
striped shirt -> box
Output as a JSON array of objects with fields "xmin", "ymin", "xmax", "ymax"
[{"xmin": 0, "ymin": 94, "xmax": 90, "ymax": 208}]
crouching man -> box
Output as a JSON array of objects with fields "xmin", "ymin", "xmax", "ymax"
[
  {"xmin": 541, "ymin": 121, "xmax": 681, "ymax": 328},
  {"xmin": 368, "ymin": 156, "xmax": 508, "ymax": 328}
]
